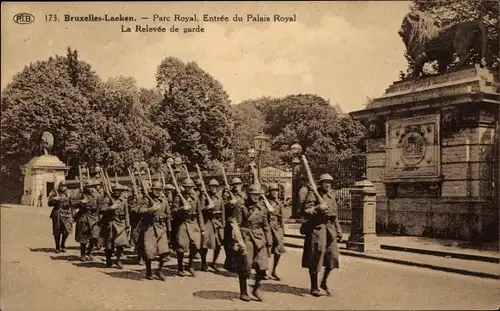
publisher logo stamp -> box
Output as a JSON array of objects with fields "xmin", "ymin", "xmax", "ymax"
[{"xmin": 13, "ymin": 13, "xmax": 35, "ymax": 24}]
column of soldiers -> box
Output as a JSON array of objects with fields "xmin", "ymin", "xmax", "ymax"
[{"xmin": 47, "ymin": 166, "xmax": 342, "ymax": 301}]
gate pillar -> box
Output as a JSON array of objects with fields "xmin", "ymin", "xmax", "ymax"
[{"xmin": 347, "ymin": 175, "xmax": 379, "ymax": 252}]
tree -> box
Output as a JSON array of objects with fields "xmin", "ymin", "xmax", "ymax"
[
  {"xmin": 151, "ymin": 58, "xmax": 234, "ymax": 170},
  {"xmin": 400, "ymin": 0, "xmax": 499, "ymax": 79}
]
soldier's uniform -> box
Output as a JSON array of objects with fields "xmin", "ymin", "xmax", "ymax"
[
  {"xmin": 231, "ymin": 184, "xmax": 271, "ymax": 302},
  {"xmin": 164, "ymin": 184, "xmax": 176, "ymax": 252},
  {"xmin": 137, "ymin": 181, "xmax": 170, "ymax": 280},
  {"xmin": 48, "ymin": 181, "xmax": 73, "ymax": 253},
  {"xmin": 172, "ymin": 178, "xmax": 204, "ymax": 276},
  {"xmin": 301, "ymin": 174, "xmax": 342, "ymax": 297},
  {"xmin": 128, "ymin": 189, "xmax": 144, "ymax": 264},
  {"xmin": 72, "ymin": 180, "xmax": 101, "ymax": 261},
  {"xmin": 223, "ymin": 177, "xmax": 246, "ymax": 272},
  {"xmin": 100, "ymin": 183, "xmax": 130, "ymax": 268},
  {"xmin": 266, "ymin": 183, "xmax": 286, "ymax": 280},
  {"xmin": 199, "ymin": 179, "xmax": 225, "ymax": 271}
]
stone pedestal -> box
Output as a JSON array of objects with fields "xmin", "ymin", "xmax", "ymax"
[
  {"xmin": 20, "ymin": 155, "xmax": 70, "ymax": 207},
  {"xmin": 350, "ymin": 65, "xmax": 500, "ymax": 242},
  {"xmin": 347, "ymin": 177, "xmax": 379, "ymax": 252}
]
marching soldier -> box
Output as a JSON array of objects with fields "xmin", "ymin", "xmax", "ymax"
[
  {"xmin": 129, "ymin": 184, "xmax": 144, "ymax": 265},
  {"xmin": 164, "ymin": 183, "xmax": 176, "ymax": 253},
  {"xmin": 231, "ymin": 184, "xmax": 271, "ymax": 302},
  {"xmin": 137, "ymin": 181, "xmax": 170, "ymax": 280},
  {"xmin": 48, "ymin": 181, "xmax": 73, "ymax": 253},
  {"xmin": 266, "ymin": 183, "xmax": 286, "ymax": 280},
  {"xmin": 72, "ymin": 179, "xmax": 101, "ymax": 261},
  {"xmin": 199, "ymin": 179, "xmax": 225, "ymax": 272},
  {"xmin": 301, "ymin": 173, "xmax": 342, "ymax": 297},
  {"xmin": 100, "ymin": 183, "xmax": 130, "ymax": 268},
  {"xmin": 223, "ymin": 177, "xmax": 246, "ymax": 272},
  {"xmin": 172, "ymin": 178, "xmax": 204, "ymax": 277}
]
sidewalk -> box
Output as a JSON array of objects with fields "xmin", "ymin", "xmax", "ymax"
[{"xmin": 284, "ymin": 224, "xmax": 500, "ymax": 280}]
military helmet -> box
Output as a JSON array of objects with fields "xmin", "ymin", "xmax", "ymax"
[
  {"xmin": 231, "ymin": 177, "xmax": 242, "ymax": 185},
  {"xmin": 151, "ymin": 181, "xmax": 163, "ymax": 190},
  {"xmin": 268, "ymin": 183, "xmax": 279, "ymax": 191},
  {"xmin": 58, "ymin": 180, "xmax": 67, "ymax": 187},
  {"xmin": 112, "ymin": 183, "xmax": 128, "ymax": 191},
  {"xmin": 182, "ymin": 178, "xmax": 195, "ymax": 188},
  {"xmin": 84, "ymin": 179, "xmax": 100, "ymax": 187},
  {"xmin": 195, "ymin": 178, "xmax": 202, "ymax": 186},
  {"xmin": 318, "ymin": 173, "xmax": 334, "ymax": 183},
  {"xmin": 208, "ymin": 179, "xmax": 219, "ymax": 187},
  {"xmin": 247, "ymin": 184, "xmax": 263, "ymax": 195},
  {"xmin": 165, "ymin": 184, "xmax": 175, "ymax": 191}
]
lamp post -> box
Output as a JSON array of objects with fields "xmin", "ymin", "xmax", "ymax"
[
  {"xmin": 247, "ymin": 147, "xmax": 256, "ymax": 184},
  {"xmin": 290, "ymin": 143, "xmax": 302, "ymax": 219},
  {"xmin": 252, "ymin": 134, "xmax": 269, "ymax": 183}
]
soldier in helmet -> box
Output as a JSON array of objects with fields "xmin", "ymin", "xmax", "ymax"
[
  {"xmin": 72, "ymin": 179, "xmax": 101, "ymax": 261},
  {"xmin": 128, "ymin": 177, "xmax": 145, "ymax": 265},
  {"xmin": 172, "ymin": 178, "xmax": 204, "ymax": 277},
  {"xmin": 100, "ymin": 183, "xmax": 130, "ymax": 268},
  {"xmin": 163, "ymin": 183, "xmax": 176, "ymax": 252},
  {"xmin": 301, "ymin": 173, "xmax": 342, "ymax": 297},
  {"xmin": 137, "ymin": 181, "xmax": 170, "ymax": 280},
  {"xmin": 231, "ymin": 184, "xmax": 271, "ymax": 302},
  {"xmin": 199, "ymin": 178, "xmax": 225, "ymax": 272},
  {"xmin": 48, "ymin": 180, "xmax": 73, "ymax": 253},
  {"xmin": 265, "ymin": 183, "xmax": 286, "ymax": 280},
  {"xmin": 222, "ymin": 176, "xmax": 247, "ymax": 272}
]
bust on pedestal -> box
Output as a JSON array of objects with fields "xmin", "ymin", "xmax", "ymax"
[{"xmin": 20, "ymin": 132, "xmax": 69, "ymax": 207}]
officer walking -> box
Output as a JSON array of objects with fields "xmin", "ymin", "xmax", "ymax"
[
  {"xmin": 222, "ymin": 177, "xmax": 246, "ymax": 272},
  {"xmin": 300, "ymin": 173, "xmax": 342, "ymax": 297},
  {"xmin": 266, "ymin": 183, "xmax": 286, "ymax": 280},
  {"xmin": 48, "ymin": 181, "xmax": 73, "ymax": 253},
  {"xmin": 73, "ymin": 179, "xmax": 101, "ymax": 261}
]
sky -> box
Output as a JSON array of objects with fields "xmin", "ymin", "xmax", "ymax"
[{"xmin": 1, "ymin": 1, "xmax": 412, "ymax": 113}]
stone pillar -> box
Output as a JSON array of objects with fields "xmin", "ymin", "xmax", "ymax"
[{"xmin": 347, "ymin": 175, "xmax": 379, "ymax": 252}]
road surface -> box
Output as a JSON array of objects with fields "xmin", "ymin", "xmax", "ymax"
[{"xmin": 1, "ymin": 205, "xmax": 498, "ymax": 310}]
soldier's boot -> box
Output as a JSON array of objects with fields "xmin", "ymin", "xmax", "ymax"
[
  {"xmin": 137, "ymin": 254, "xmax": 144, "ymax": 265},
  {"xmin": 187, "ymin": 252, "xmax": 196, "ymax": 277},
  {"xmin": 156, "ymin": 255, "xmax": 166, "ymax": 281},
  {"xmin": 85, "ymin": 241, "xmax": 95, "ymax": 261},
  {"xmin": 320, "ymin": 268, "xmax": 332, "ymax": 296},
  {"xmin": 145, "ymin": 259, "xmax": 154, "ymax": 280},
  {"xmin": 211, "ymin": 247, "xmax": 221, "ymax": 272},
  {"xmin": 105, "ymin": 250, "xmax": 113, "ymax": 268},
  {"xmin": 54, "ymin": 235, "xmax": 61, "ymax": 253},
  {"xmin": 309, "ymin": 270, "xmax": 321, "ymax": 297},
  {"xmin": 60, "ymin": 234, "xmax": 68, "ymax": 252},
  {"xmin": 115, "ymin": 247, "xmax": 124, "ymax": 269},
  {"xmin": 252, "ymin": 272, "xmax": 264, "ymax": 302},
  {"xmin": 238, "ymin": 275, "xmax": 250, "ymax": 302},
  {"xmin": 271, "ymin": 254, "xmax": 281, "ymax": 281},
  {"xmin": 176, "ymin": 252, "xmax": 186, "ymax": 276},
  {"xmin": 80, "ymin": 244, "xmax": 87, "ymax": 261},
  {"xmin": 200, "ymin": 248, "xmax": 208, "ymax": 271},
  {"xmin": 261, "ymin": 269, "xmax": 270, "ymax": 280}
]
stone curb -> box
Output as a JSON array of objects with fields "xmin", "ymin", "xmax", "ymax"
[
  {"xmin": 285, "ymin": 233, "xmax": 499, "ymax": 264},
  {"xmin": 284, "ymin": 241, "xmax": 500, "ymax": 280}
]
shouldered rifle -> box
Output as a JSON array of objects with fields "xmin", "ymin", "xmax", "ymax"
[
  {"xmin": 195, "ymin": 164, "xmax": 215, "ymax": 208},
  {"xmin": 135, "ymin": 167, "xmax": 157, "ymax": 208},
  {"xmin": 160, "ymin": 171, "xmax": 166, "ymax": 187},
  {"xmin": 147, "ymin": 168, "xmax": 153, "ymax": 186},
  {"xmin": 301, "ymin": 155, "xmax": 328, "ymax": 211},
  {"xmin": 219, "ymin": 164, "xmax": 236, "ymax": 201},
  {"xmin": 248, "ymin": 163, "xmax": 275, "ymax": 213},
  {"xmin": 97, "ymin": 168, "xmax": 113, "ymax": 202},
  {"xmin": 78, "ymin": 166, "xmax": 84, "ymax": 192},
  {"xmin": 166, "ymin": 163, "xmax": 190, "ymax": 208},
  {"xmin": 127, "ymin": 167, "xmax": 139, "ymax": 195},
  {"xmin": 52, "ymin": 172, "xmax": 59, "ymax": 197}
]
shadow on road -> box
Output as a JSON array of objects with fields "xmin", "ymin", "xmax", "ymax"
[
  {"xmin": 254, "ymin": 282, "xmax": 310, "ymax": 297},
  {"xmin": 102, "ymin": 270, "xmax": 145, "ymax": 281},
  {"xmin": 49, "ymin": 255, "xmax": 81, "ymax": 261},
  {"xmin": 73, "ymin": 261, "xmax": 108, "ymax": 269},
  {"xmin": 192, "ymin": 290, "xmax": 240, "ymax": 301},
  {"xmin": 29, "ymin": 247, "xmax": 56, "ymax": 253}
]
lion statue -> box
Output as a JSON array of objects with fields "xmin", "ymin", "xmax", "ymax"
[
  {"xmin": 398, "ymin": 10, "xmax": 489, "ymax": 79},
  {"xmin": 40, "ymin": 131, "xmax": 54, "ymax": 155}
]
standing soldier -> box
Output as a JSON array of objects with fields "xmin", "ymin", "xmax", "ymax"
[
  {"xmin": 199, "ymin": 179, "xmax": 225, "ymax": 272},
  {"xmin": 48, "ymin": 181, "xmax": 73, "ymax": 253},
  {"xmin": 100, "ymin": 183, "xmax": 130, "ymax": 268},
  {"xmin": 223, "ymin": 177, "xmax": 246, "ymax": 272},
  {"xmin": 129, "ymin": 184, "xmax": 144, "ymax": 265},
  {"xmin": 231, "ymin": 184, "xmax": 271, "ymax": 302},
  {"xmin": 164, "ymin": 183, "xmax": 176, "ymax": 254},
  {"xmin": 137, "ymin": 181, "xmax": 170, "ymax": 280},
  {"xmin": 172, "ymin": 178, "xmax": 204, "ymax": 277},
  {"xmin": 266, "ymin": 183, "xmax": 286, "ymax": 280},
  {"xmin": 72, "ymin": 180, "xmax": 101, "ymax": 261},
  {"xmin": 301, "ymin": 173, "xmax": 342, "ymax": 297}
]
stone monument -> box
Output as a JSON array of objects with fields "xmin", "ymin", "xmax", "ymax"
[
  {"xmin": 349, "ymin": 11, "xmax": 499, "ymax": 243},
  {"xmin": 21, "ymin": 132, "xmax": 70, "ymax": 207}
]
